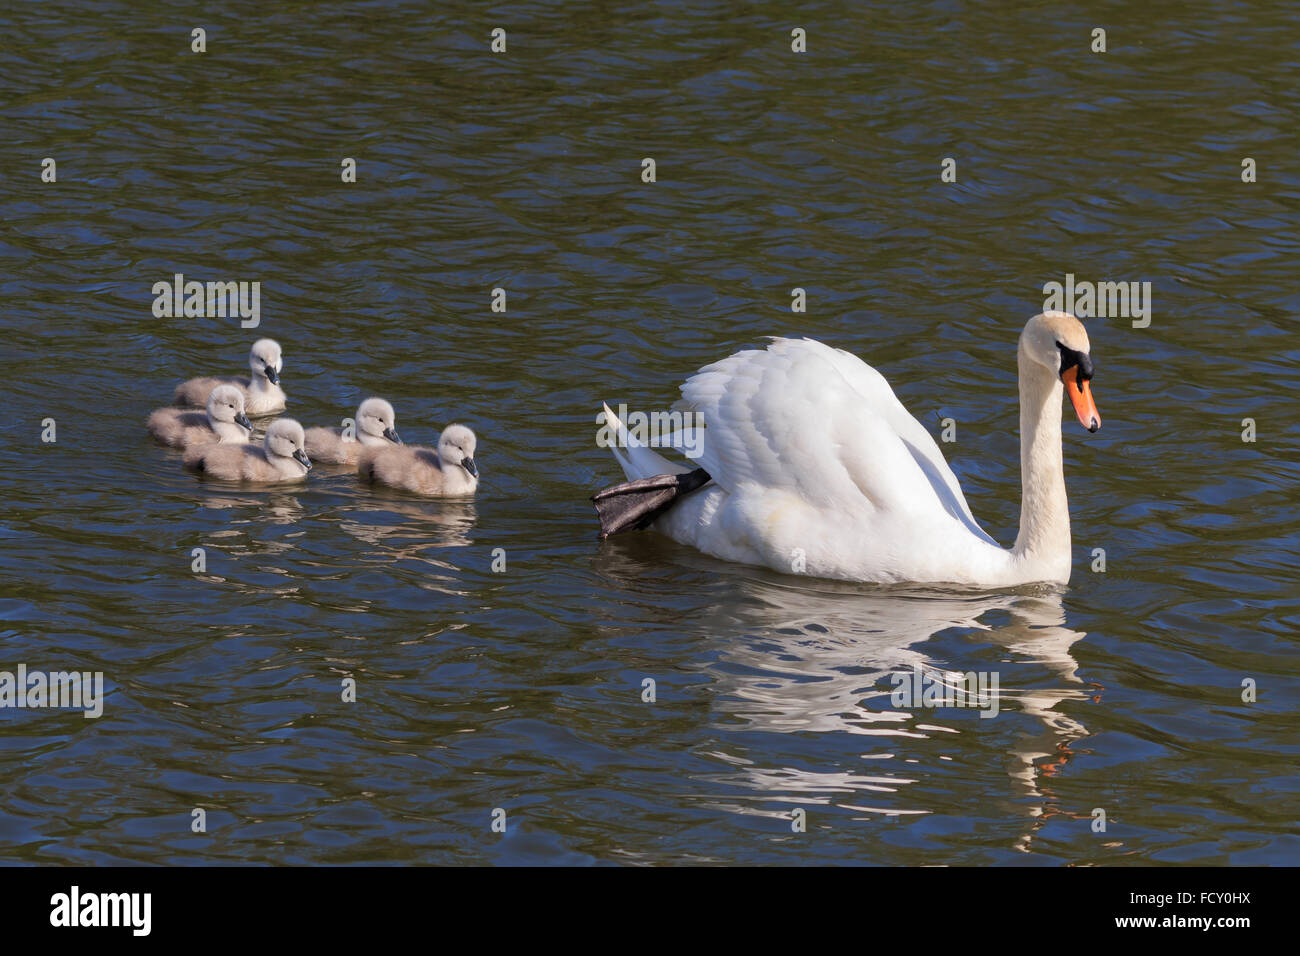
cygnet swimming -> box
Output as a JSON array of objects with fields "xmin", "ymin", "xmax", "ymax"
[
  {"xmin": 147, "ymin": 384, "xmax": 252, "ymax": 448},
  {"xmin": 173, "ymin": 338, "xmax": 286, "ymax": 415},
  {"xmin": 304, "ymin": 397, "xmax": 401, "ymax": 464},
  {"xmin": 358, "ymin": 423, "xmax": 478, "ymax": 497},
  {"xmin": 183, "ymin": 418, "xmax": 311, "ymax": 483}
]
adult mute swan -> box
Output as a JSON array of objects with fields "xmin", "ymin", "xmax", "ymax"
[{"xmin": 592, "ymin": 311, "xmax": 1101, "ymax": 588}]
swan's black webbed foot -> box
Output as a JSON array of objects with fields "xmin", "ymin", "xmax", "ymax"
[{"xmin": 592, "ymin": 468, "xmax": 711, "ymax": 537}]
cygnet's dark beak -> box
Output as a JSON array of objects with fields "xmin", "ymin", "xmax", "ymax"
[
  {"xmin": 462, "ymin": 457, "xmax": 478, "ymax": 478},
  {"xmin": 235, "ymin": 412, "xmax": 253, "ymax": 431},
  {"xmin": 293, "ymin": 448, "xmax": 311, "ymax": 470},
  {"xmin": 384, "ymin": 427, "xmax": 401, "ymax": 444},
  {"xmin": 265, "ymin": 364, "xmax": 280, "ymax": 385}
]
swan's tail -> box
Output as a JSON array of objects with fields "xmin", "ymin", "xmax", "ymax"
[
  {"xmin": 593, "ymin": 402, "xmax": 710, "ymax": 537},
  {"xmin": 600, "ymin": 402, "xmax": 685, "ymax": 480}
]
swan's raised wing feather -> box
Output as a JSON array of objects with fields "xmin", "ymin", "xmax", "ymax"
[
  {"xmin": 814, "ymin": 340, "xmax": 996, "ymax": 543},
  {"xmin": 673, "ymin": 337, "xmax": 993, "ymax": 541}
]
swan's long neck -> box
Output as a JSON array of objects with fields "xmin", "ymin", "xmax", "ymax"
[{"xmin": 1011, "ymin": 349, "xmax": 1072, "ymax": 582}]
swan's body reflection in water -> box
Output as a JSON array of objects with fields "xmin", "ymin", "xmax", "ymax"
[
  {"xmin": 194, "ymin": 490, "xmax": 478, "ymax": 595},
  {"xmin": 340, "ymin": 495, "xmax": 477, "ymax": 551},
  {"xmin": 198, "ymin": 491, "xmax": 304, "ymax": 528},
  {"xmin": 340, "ymin": 495, "xmax": 478, "ymax": 594},
  {"xmin": 597, "ymin": 542, "xmax": 1092, "ymax": 851},
  {"xmin": 192, "ymin": 493, "xmax": 307, "ymax": 589}
]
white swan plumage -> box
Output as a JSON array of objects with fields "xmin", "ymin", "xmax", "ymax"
[{"xmin": 595, "ymin": 311, "xmax": 1101, "ymax": 588}]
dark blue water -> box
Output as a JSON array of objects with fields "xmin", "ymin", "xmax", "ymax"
[{"xmin": 0, "ymin": 0, "xmax": 1296, "ymax": 864}]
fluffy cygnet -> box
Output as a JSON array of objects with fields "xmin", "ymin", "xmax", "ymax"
[
  {"xmin": 173, "ymin": 338, "xmax": 286, "ymax": 415},
  {"xmin": 305, "ymin": 397, "xmax": 401, "ymax": 464},
  {"xmin": 183, "ymin": 418, "xmax": 311, "ymax": 483},
  {"xmin": 358, "ymin": 423, "xmax": 478, "ymax": 497},
  {"xmin": 147, "ymin": 384, "xmax": 252, "ymax": 448}
]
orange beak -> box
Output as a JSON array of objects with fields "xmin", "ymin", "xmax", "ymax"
[{"xmin": 1062, "ymin": 368, "xmax": 1101, "ymax": 433}]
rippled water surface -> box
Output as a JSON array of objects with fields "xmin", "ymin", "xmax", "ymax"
[{"xmin": 1, "ymin": 1, "xmax": 1297, "ymax": 864}]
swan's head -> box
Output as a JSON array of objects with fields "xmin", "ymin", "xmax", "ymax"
[
  {"xmin": 356, "ymin": 397, "xmax": 400, "ymax": 443},
  {"xmin": 207, "ymin": 384, "xmax": 252, "ymax": 431},
  {"xmin": 438, "ymin": 424, "xmax": 478, "ymax": 478},
  {"xmin": 265, "ymin": 418, "xmax": 311, "ymax": 470},
  {"xmin": 1021, "ymin": 312, "xmax": 1101, "ymax": 433},
  {"xmin": 249, "ymin": 338, "xmax": 283, "ymax": 385}
]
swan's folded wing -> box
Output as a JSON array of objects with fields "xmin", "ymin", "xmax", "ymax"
[
  {"xmin": 813, "ymin": 340, "xmax": 997, "ymax": 543},
  {"xmin": 672, "ymin": 337, "xmax": 993, "ymax": 540}
]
